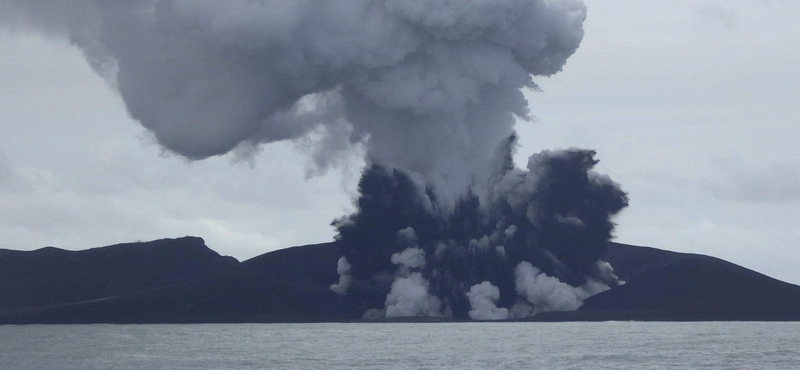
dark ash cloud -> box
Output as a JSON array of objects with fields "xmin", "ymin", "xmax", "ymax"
[{"xmin": 332, "ymin": 138, "xmax": 628, "ymax": 319}]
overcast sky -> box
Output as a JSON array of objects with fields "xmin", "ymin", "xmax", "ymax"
[{"xmin": 1, "ymin": 0, "xmax": 799, "ymax": 284}]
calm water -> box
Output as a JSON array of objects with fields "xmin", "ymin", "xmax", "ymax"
[{"xmin": 1, "ymin": 322, "xmax": 798, "ymax": 369}]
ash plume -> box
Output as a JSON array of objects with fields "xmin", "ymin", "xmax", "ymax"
[
  {"xmin": 1, "ymin": 0, "xmax": 587, "ymax": 195},
  {"xmin": 2, "ymin": 1, "xmax": 629, "ymax": 319},
  {"xmin": 334, "ymin": 138, "xmax": 627, "ymax": 319}
]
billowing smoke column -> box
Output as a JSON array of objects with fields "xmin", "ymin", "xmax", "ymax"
[
  {"xmin": 333, "ymin": 137, "xmax": 628, "ymax": 319},
  {"xmin": 1, "ymin": 0, "xmax": 588, "ymax": 193},
  {"xmin": 2, "ymin": 0, "xmax": 628, "ymax": 319}
]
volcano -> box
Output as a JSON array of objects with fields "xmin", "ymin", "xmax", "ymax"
[{"xmin": 1, "ymin": 237, "xmax": 798, "ymax": 324}]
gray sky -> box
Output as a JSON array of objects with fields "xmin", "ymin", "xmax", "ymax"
[{"xmin": 1, "ymin": 0, "xmax": 799, "ymax": 284}]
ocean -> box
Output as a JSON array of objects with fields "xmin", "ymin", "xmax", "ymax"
[{"xmin": 1, "ymin": 322, "xmax": 798, "ymax": 369}]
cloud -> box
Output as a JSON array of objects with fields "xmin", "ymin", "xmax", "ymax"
[
  {"xmin": 466, "ymin": 281, "xmax": 509, "ymax": 320},
  {"xmin": 697, "ymin": 4, "xmax": 738, "ymax": 29},
  {"xmin": 0, "ymin": 0, "xmax": 588, "ymax": 201},
  {"xmin": 0, "ymin": 151, "xmax": 20, "ymax": 191},
  {"xmin": 707, "ymin": 162, "xmax": 800, "ymax": 203}
]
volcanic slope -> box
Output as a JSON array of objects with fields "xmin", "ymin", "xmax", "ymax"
[
  {"xmin": 1, "ymin": 239, "xmax": 799, "ymax": 323},
  {"xmin": 575, "ymin": 246, "xmax": 800, "ymax": 321},
  {"xmin": 0, "ymin": 237, "xmax": 238, "ymax": 313},
  {"xmin": 0, "ymin": 241, "xmax": 357, "ymax": 324},
  {"xmin": 532, "ymin": 243, "xmax": 800, "ymax": 321}
]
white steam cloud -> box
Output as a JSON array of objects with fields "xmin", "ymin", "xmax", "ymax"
[
  {"xmin": 363, "ymin": 228, "xmax": 444, "ymax": 319},
  {"xmin": 466, "ymin": 281, "xmax": 509, "ymax": 320},
  {"xmin": 329, "ymin": 256, "xmax": 352, "ymax": 296},
  {"xmin": 0, "ymin": 0, "xmax": 587, "ymax": 198},
  {"xmin": 513, "ymin": 261, "xmax": 609, "ymax": 315},
  {"xmin": 384, "ymin": 272, "xmax": 443, "ymax": 318}
]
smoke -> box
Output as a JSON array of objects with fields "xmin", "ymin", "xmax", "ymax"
[
  {"xmin": 359, "ymin": 227, "xmax": 445, "ymax": 319},
  {"xmin": 334, "ymin": 141, "xmax": 628, "ymax": 319},
  {"xmin": 329, "ymin": 256, "xmax": 352, "ymax": 296},
  {"xmin": 467, "ymin": 281, "xmax": 509, "ymax": 320},
  {"xmin": 384, "ymin": 272, "xmax": 443, "ymax": 318},
  {"xmin": 2, "ymin": 1, "xmax": 630, "ymax": 320},
  {"xmin": 0, "ymin": 0, "xmax": 587, "ymax": 193},
  {"xmin": 513, "ymin": 261, "xmax": 610, "ymax": 314}
]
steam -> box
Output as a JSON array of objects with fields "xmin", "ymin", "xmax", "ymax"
[
  {"xmin": 334, "ymin": 142, "xmax": 628, "ymax": 319},
  {"xmin": 384, "ymin": 273, "xmax": 443, "ymax": 318},
  {"xmin": 363, "ymin": 227, "xmax": 444, "ymax": 319},
  {"xmin": 2, "ymin": 1, "xmax": 630, "ymax": 320},
  {"xmin": 467, "ymin": 282, "xmax": 509, "ymax": 320},
  {"xmin": 329, "ymin": 256, "xmax": 352, "ymax": 296},
  {"xmin": 0, "ymin": 0, "xmax": 587, "ymax": 195},
  {"xmin": 513, "ymin": 261, "xmax": 609, "ymax": 314}
]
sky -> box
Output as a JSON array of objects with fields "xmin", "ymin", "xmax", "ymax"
[{"xmin": 1, "ymin": 0, "xmax": 798, "ymax": 284}]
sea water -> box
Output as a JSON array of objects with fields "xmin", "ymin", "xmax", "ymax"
[{"xmin": 1, "ymin": 322, "xmax": 798, "ymax": 369}]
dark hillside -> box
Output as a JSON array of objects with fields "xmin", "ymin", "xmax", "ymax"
[
  {"xmin": 0, "ymin": 237, "xmax": 238, "ymax": 312},
  {"xmin": 602, "ymin": 242, "xmax": 694, "ymax": 282},
  {"xmin": 0, "ymin": 242, "xmax": 357, "ymax": 324},
  {"xmin": 1, "ymin": 239, "xmax": 799, "ymax": 323},
  {"xmin": 578, "ymin": 254, "xmax": 800, "ymax": 320}
]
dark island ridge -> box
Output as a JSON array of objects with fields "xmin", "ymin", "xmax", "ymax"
[{"xmin": 1, "ymin": 236, "xmax": 798, "ymax": 324}]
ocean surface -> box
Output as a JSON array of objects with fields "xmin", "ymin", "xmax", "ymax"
[{"xmin": 1, "ymin": 322, "xmax": 798, "ymax": 369}]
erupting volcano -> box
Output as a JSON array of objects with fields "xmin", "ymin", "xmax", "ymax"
[
  {"xmin": 332, "ymin": 139, "xmax": 628, "ymax": 319},
  {"xmin": 2, "ymin": 0, "xmax": 633, "ymax": 319}
]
